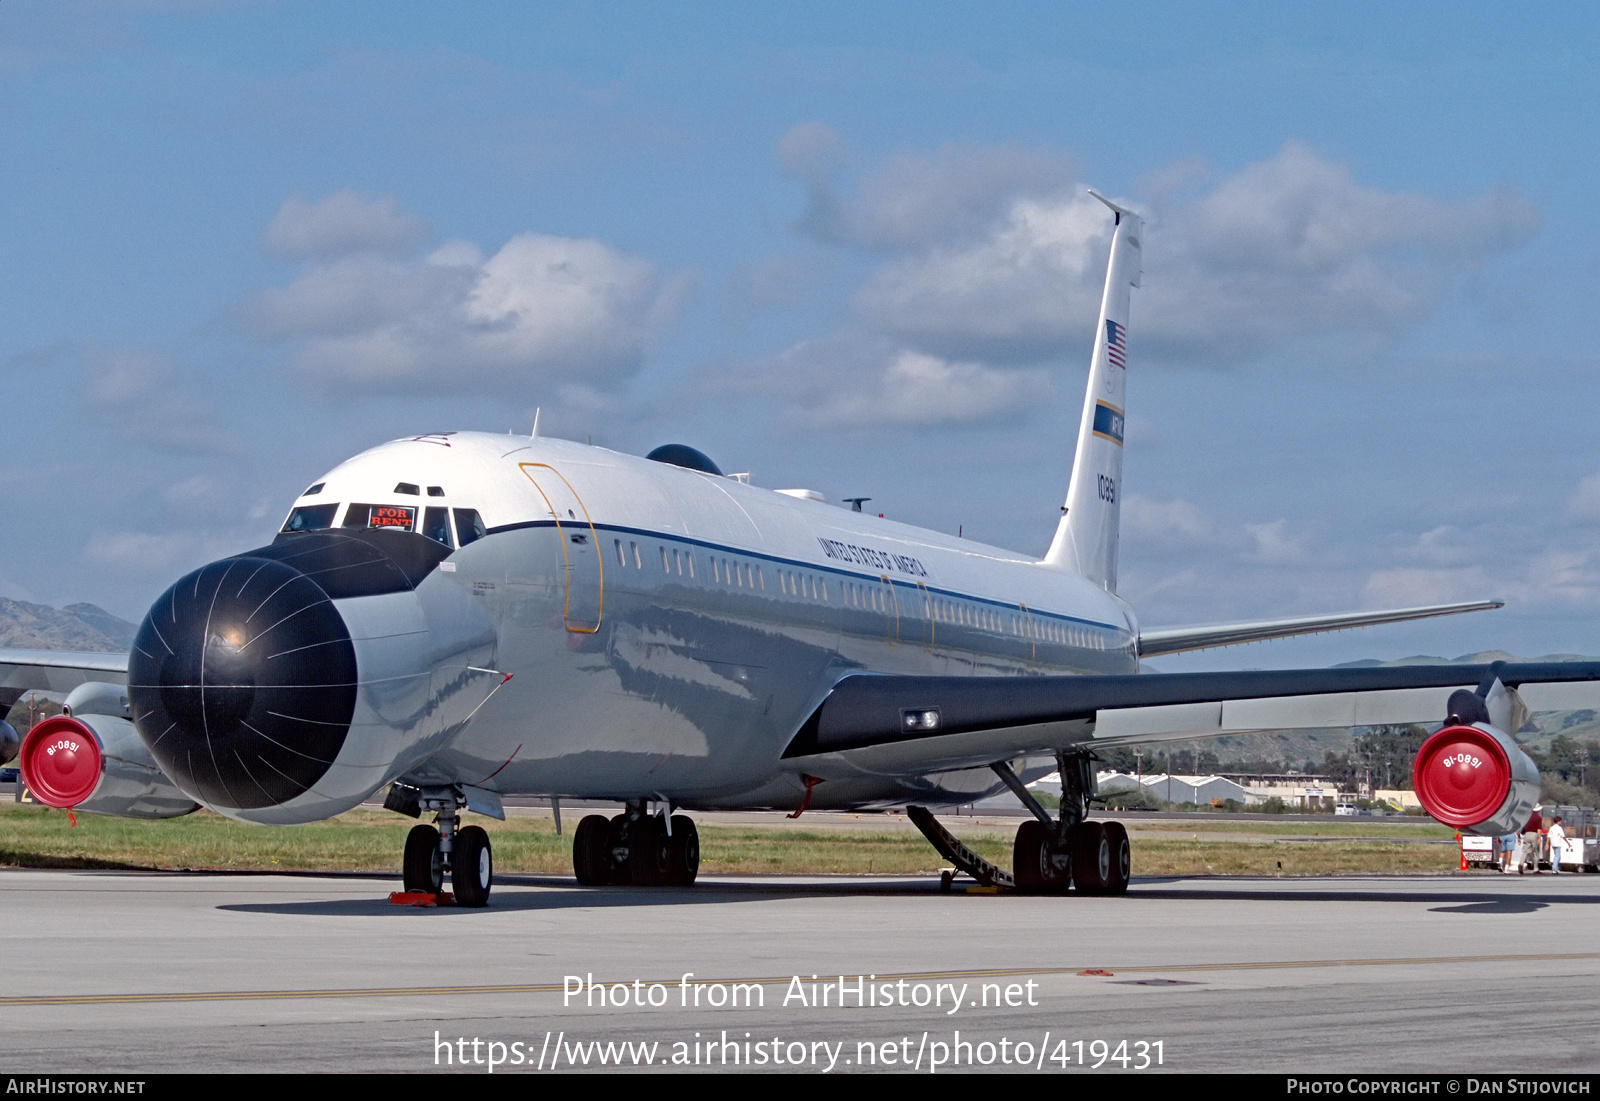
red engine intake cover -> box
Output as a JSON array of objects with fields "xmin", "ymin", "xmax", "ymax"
[
  {"xmin": 1412, "ymin": 724, "xmax": 1512, "ymax": 828},
  {"xmin": 18, "ymin": 716, "xmax": 103, "ymax": 808}
]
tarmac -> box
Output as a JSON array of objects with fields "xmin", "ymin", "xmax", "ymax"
[{"xmin": 4, "ymin": 865, "xmax": 1598, "ymax": 1074}]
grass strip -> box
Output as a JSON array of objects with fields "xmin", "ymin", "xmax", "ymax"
[{"xmin": 0, "ymin": 804, "xmax": 1462, "ymax": 877}]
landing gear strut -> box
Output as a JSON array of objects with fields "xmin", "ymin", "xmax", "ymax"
[
  {"xmin": 993, "ymin": 752, "xmax": 1129, "ymax": 895},
  {"xmin": 573, "ymin": 799, "xmax": 699, "ymax": 887},
  {"xmin": 397, "ymin": 787, "xmax": 494, "ymax": 907}
]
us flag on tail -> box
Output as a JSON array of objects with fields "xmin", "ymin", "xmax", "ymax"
[{"xmin": 1105, "ymin": 319, "xmax": 1126, "ymax": 368}]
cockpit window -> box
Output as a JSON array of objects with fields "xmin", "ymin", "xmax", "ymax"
[
  {"xmin": 422, "ymin": 507, "xmax": 453, "ymax": 547},
  {"xmin": 454, "ymin": 509, "xmax": 487, "ymax": 546},
  {"xmin": 344, "ymin": 503, "xmax": 416, "ymax": 531},
  {"xmin": 281, "ymin": 503, "xmax": 339, "ymax": 533}
]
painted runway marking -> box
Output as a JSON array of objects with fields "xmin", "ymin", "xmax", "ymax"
[{"xmin": 5, "ymin": 952, "xmax": 1598, "ymax": 1008}]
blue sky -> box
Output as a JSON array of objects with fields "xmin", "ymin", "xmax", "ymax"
[{"xmin": 3, "ymin": 2, "xmax": 1599, "ymax": 669}]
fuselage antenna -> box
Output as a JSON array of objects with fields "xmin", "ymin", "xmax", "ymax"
[{"xmin": 531, "ymin": 407, "xmax": 541, "ymax": 438}]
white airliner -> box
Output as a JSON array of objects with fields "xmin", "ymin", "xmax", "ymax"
[{"xmin": 4, "ymin": 193, "xmax": 1594, "ymax": 903}]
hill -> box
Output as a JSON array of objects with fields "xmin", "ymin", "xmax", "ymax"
[{"xmin": 0, "ymin": 597, "xmax": 136, "ymax": 653}]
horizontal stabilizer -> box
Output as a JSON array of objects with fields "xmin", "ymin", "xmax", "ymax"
[{"xmin": 1137, "ymin": 599, "xmax": 1504, "ymax": 658}]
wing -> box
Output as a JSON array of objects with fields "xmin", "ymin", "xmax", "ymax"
[
  {"xmin": 781, "ymin": 660, "xmax": 1600, "ymax": 775},
  {"xmin": 0, "ymin": 649, "xmax": 130, "ymax": 712},
  {"xmin": 1137, "ymin": 599, "xmax": 1504, "ymax": 657}
]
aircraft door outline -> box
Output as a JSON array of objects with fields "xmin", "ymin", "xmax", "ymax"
[
  {"xmin": 518, "ymin": 463, "xmax": 604, "ymax": 633},
  {"xmin": 880, "ymin": 575, "xmax": 900, "ymax": 646},
  {"xmin": 916, "ymin": 581, "xmax": 935, "ymax": 651}
]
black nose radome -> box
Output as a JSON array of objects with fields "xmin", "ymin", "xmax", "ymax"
[{"xmin": 128, "ymin": 556, "xmax": 358, "ymax": 810}]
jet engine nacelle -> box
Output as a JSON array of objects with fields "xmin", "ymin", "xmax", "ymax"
[
  {"xmin": 18, "ymin": 713, "xmax": 200, "ymax": 819},
  {"xmin": 1412, "ymin": 722, "xmax": 1539, "ymax": 837},
  {"xmin": 126, "ymin": 530, "xmax": 497, "ymax": 825}
]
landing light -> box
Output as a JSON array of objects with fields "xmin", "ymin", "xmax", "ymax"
[{"xmin": 902, "ymin": 708, "xmax": 941, "ymax": 733}]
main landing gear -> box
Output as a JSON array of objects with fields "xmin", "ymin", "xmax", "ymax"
[
  {"xmin": 911, "ymin": 752, "xmax": 1129, "ymax": 895},
  {"xmin": 572, "ymin": 800, "xmax": 700, "ymax": 887},
  {"xmin": 395, "ymin": 787, "xmax": 494, "ymax": 907},
  {"xmin": 1001, "ymin": 752, "xmax": 1128, "ymax": 894}
]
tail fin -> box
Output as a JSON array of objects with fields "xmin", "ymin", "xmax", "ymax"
[{"xmin": 1042, "ymin": 190, "xmax": 1143, "ymax": 589}]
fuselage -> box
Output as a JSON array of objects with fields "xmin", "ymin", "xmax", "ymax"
[{"xmin": 128, "ymin": 431, "xmax": 1139, "ymax": 823}]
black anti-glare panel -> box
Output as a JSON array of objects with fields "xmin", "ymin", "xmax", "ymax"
[
  {"xmin": 258, "ymin": 528, "xmax": 451, "ymax": 598},
  {"xmin": 127, "ymin": 557, "xmax": 358, "ymax": 810}
]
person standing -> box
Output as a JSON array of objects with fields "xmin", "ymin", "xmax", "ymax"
[
  {"xmin": 1548, "ymin": 815, "xmax": 1567, "ymax": 875},
  {"xmin": 1521, "ymin": 812, "xmax": 1543, "ymax": 874}
]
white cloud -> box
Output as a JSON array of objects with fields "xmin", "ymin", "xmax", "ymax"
[
  {"xmin": 856, "ymin": 192, "xmax": 1110, "ymax": 361},
  {"xmin": 1122, "ymin": 497, "xmax": 1308, "ymax": 565},
  {"xmin": 1122, "ymin": 494, "xmax": 1215, "ymax": 552},
  {"xmin": 81, "ymin": 530, "xmax": 242, "ymax": 576},
  {"xmin": 161, "ymin": 476, "xmax": 218, "ymax": 506},
  {"xmin": 249, "ymin": 208, "xmax": 691, "ymax": 393},
  {"xmin": 75, "ymin": 347, "xmax": 240, "ymax": 455},
  {"xmin": 263, "ymin": 191, "xmax": 430, "ymax": 258},
  {"xmin": 806, "ymin": 141, "xmax": 1537, "ymax": 367},
  {"xmin": 1569, "ymin": 472, "xmax": 1600, "ymax": 520},
  {"xmin": 780, "ymin": 123, "xmax": 1075, "ymax": 251},
  {"xmin": 1523, "ymin": 548, "xmax": 1598, "ymax": 603},
  {"xmin": 778, "ymin": 122, "xmax": 851, "ymax": 242},
  {"xmin": 721, "ymin": 334, "xmax": 1047, "ymax": 429},
  {"xmin": 1245, "ymin": 519, "xmax": 1308, "ymax": 565},
  {"xmin": 1398, "ymin": 525, "xmax": 1480, "ymax": 567},
  {"xmin": 251, "ymin": 254, "xmax": 466, "ymax": 338},
  {"xmin": 1362, "ymin": 566, "xmax": 1502, "ymax": 608},
  {"xmin": 78, "ymin": 348, "xmax": 171, "ymax": 407},
  {"xmin": 1139, "ymin": 143, "xmax": 1541, "ymax": 363},
  {"xmin": 1363, "ymin": 546, "xmax": 1600, "ymax": 613}
]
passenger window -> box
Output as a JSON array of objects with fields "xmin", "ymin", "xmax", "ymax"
[
  {"xmin": 422, "ymin": 507, "xmax": 453, "ymax": 547},
  {"xmin": 453, "ymin": 509, "xmax": 487, "ymax": 546},
  {"xmin": 615, "ymin": 539, "xmax": 626, "ymax": 567},
  {"xmin": 281, "ymin": 503, "xmax": 339, "ymax": 532},
  {"xmin": 631, "ymin": 542, "xmax": 641, "ymax": 569},
  {"xmin": 661, "ymin": 547, "xmax": 670, "ymax": 573}
]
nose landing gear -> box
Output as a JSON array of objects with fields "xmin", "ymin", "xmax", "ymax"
[
  {"xmin": 395, "ymin": 787, "xmax": 494, "ymax": 907},
  {"xmin": 403, "ymin": 824, "xmax": 444, "ymax": 894},
  {"xmin": 572, "ymin": 800, "xmax": 699, "ymax": 887}
]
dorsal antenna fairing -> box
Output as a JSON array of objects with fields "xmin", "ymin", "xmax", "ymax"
[{"xmin": 1042, "ymin": 192, "xmax": 1143, "ymax": 590}]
